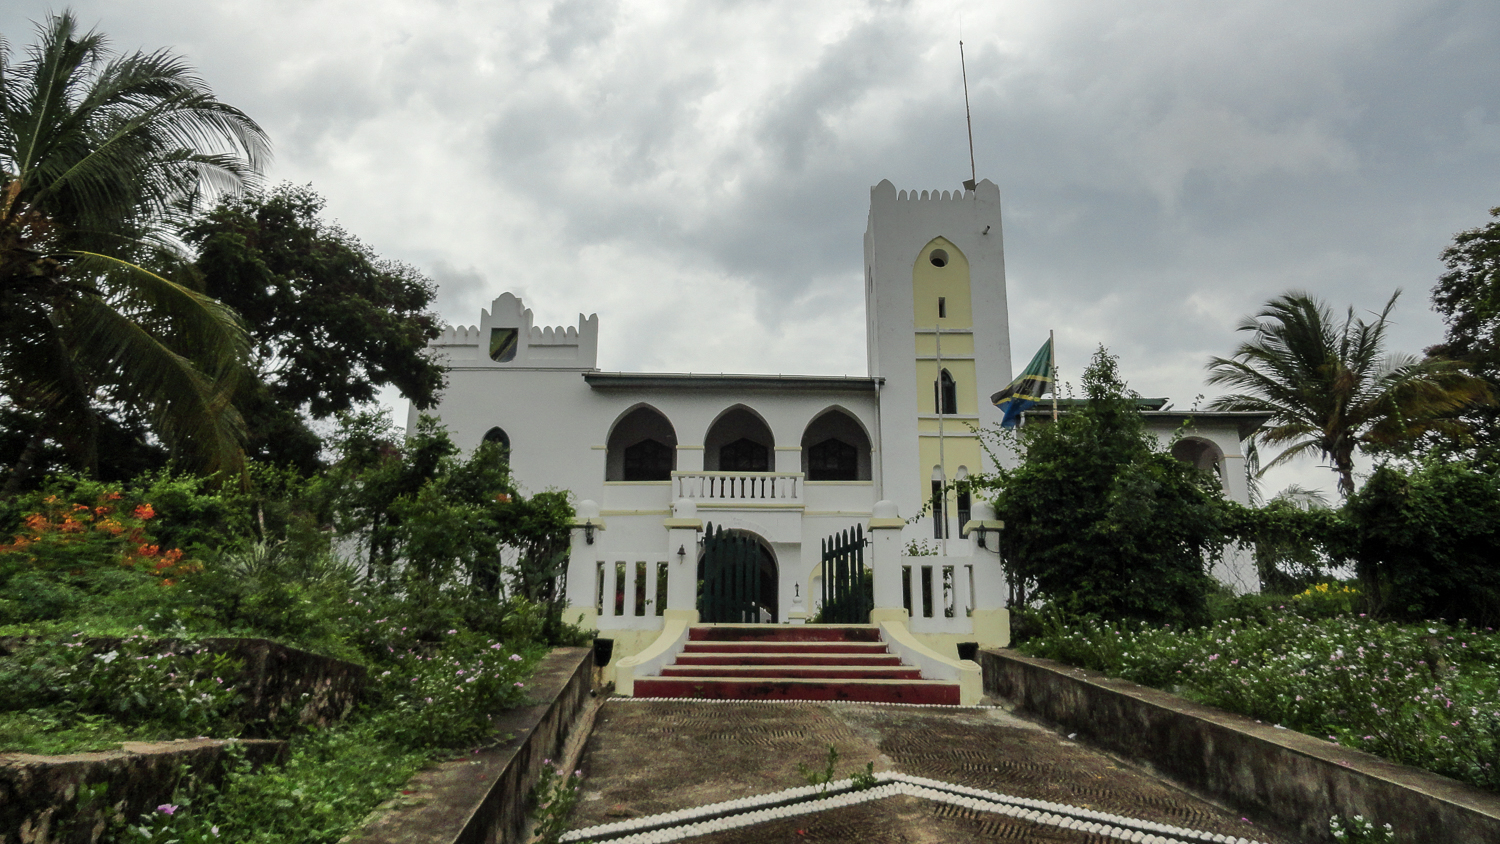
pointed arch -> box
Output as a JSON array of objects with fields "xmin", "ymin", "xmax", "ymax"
[
  {"xmin": 482, "ymin": 427, "xmax": 510, "ymax": 462},
  {"xmin": 934, "ymin": 368, "xmax": 957, "ymax": 415},
  {"xmin": 800, "ymin": 405, "xmax": 872, "ymax": 481},
  {"xmin": 605, "ymin": 403, "xmax": 677, "ymax": 481},
  {"xmin": 703, "ymin": 404, "xmax": 774, "ymax": 472}
]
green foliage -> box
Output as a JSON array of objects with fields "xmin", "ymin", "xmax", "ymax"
[
  {"xmin": 1329, "ymin": 814, "xmax": 1398, "ymax": 843},
  {"xmin": 0, "ymin": 12, "xmax": 269, "ymax": 489},
  {"xmin": 1022, "ymin": 611, "xmax": 1500, "ymax": 792},
  {"xmin": 1345, "ymin": 461, "xmax": 1500, "ymax": 626},
  {"xmin": 1429, "ymin": 206, "xmax": 1500, "ymax": 465},
  {"xmin": 982, "ymin": 347, "xmax": 1225, "ymax": 625},
  {"xmin": 0, "ymin": 636, "xmax": 243, "ymax": 751},
  {"xmin": 796, "ymin": 745, "xmax": 878, "ymax": 796},
  {"xmin": 530, "ymin": 761, "xmax": 583, "ymax": 844},
  {"xmin": 1206, "ymin": 290, "xmax": 1490, "ymax": 496},
  {"xmin": 181, "ymin": 184, "xmax": 445, "ymax": 471}
]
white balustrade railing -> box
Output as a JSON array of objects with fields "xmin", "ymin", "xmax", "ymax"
[
  {"xmin": 594, "ymin": 556, "xmax": 671, "ymax": 630},
  {"xmin": 902, "ymin": 559, "xmax": 975, "ymax": 634},
  {"xmin": 671, "ymin": 471, "xmax": 804, "ymax": 505}
]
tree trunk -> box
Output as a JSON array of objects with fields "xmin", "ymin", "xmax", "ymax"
[{"xmin": 2, "ymin": 422, "xmax": 49, "ymax": 495}]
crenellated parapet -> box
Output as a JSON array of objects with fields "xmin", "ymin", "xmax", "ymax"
[{"xmin": 429, "ymin": 292, "xmax": 598, "ymax": 369}]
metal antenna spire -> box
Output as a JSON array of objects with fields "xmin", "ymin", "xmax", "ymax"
[{"xmin": 960, "ymin": 39, "xmax": 978, "ymax": 192}]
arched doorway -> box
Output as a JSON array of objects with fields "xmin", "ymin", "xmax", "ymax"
[
  {"xmin": 1171, "ymin": 437, "xmax": 1225, "ymax": 477},
  {"xmin": 697, "ymin": 524, "xmax": 778, "ymax": 623}
]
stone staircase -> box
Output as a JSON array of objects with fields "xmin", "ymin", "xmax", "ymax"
[{"xmin": 633, "ymin": 624, "xmax": 960, "ymax": 705}]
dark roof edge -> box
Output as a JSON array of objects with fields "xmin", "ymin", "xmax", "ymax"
[{"xmin": 584, "ymin": 372, "xmax": 884, "ymax": 392}]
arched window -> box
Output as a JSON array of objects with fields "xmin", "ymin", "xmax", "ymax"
[
  {"xmin": 934, "ymin": 369, "xmax": 957, "ymax": 415},
  {"xmin": 605, "ymin": 406, "xmax": 677, "ymax": 481},
  {"xmin": 704, "ymin": 406, "xmax": 774, "ymax": 472},
  {"xmin": 483, "ymin": 427, "xmax": 510, "ymax": 455},
  {"xmin": 800, "ymin": 408, "xmax": 873, "ymax": 481},
  {"xmin": 1171, "ymin": 437, "xmax": 1225, "ymax": 477}
]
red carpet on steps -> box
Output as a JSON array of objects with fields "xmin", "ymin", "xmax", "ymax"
[{"xmin": 632, "ymin": 624, "xmax": 960, "ymax": 705}]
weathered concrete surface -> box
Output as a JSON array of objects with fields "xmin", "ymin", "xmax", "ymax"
[
  {"xmin": 982, "ymin": 647, "xmax": 1500, "ymax": 844},
  {"xmin": 0, "ymin": 738, "xmax": 286, "ymax": 844},
  {"xmin": 571, "ymin": 700, "xmax": 1293, "ymax": 843},
  {"xmin": 347, "ymin": 647, "xmax": 591, "ymax": 844}
]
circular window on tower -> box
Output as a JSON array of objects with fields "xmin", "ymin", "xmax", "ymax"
[{"xmin": 929, "ymin": 249, "xmax": 949, "ymax": 268}]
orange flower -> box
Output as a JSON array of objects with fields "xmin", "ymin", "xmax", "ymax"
[
  {"xmin": 137, "ymin": 544, "xmax": 160, "ymax": 557},
  {"xmin": 103, "ymin": 492, "xmax": 122, "ymax": 501},
  {"xmin": 133, "ymin": 503, "xmax": 156, "ymax": 520}
]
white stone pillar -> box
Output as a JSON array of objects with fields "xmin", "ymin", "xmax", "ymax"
[
  {"xmin": 662, "ymin": 499, "xmax": 703, "ymax": 621},
  {"xmin": 963, "ymin": 501, "xmax": 1010, "ymax": 647},
  {"xmin": 868, "ymin": 500, "xmax": 908, "ymax": 623},
  {"xmin": 775, "ymin": 446, "xmax": 802, "ymax": 473},
  {"xmin": 565, "ymin": 499, "xmax": 603, "ymax": 630}
]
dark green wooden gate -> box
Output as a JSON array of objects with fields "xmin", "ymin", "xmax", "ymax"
[
  {"xmin": 818, "ymin": 525, "xmax": 871, "ymax": 624},
  {"xmin": 699, "ymin": 523, "xmax": 764, "ymax": 623}
]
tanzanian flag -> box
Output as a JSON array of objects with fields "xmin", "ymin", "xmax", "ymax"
[{"xmin": 991, "ymin": 339, "xmax": 1052, "ymax": 428}]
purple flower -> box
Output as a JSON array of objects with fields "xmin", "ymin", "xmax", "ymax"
[{"xmin": 157, "ymin": 804, "xmax": 178, "ymax": 815}]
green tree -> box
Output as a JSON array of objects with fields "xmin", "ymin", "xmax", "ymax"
[
  {"xmin": 181, "ymin": 185, "xmax": 445, "ymax": 470},
  {"xmin": 982, "ymin": 347, "xmax": 1226, "ymax": 626},
  {"xmin": 1429, "ymin": 206, "xmax": 1500, "ymax": 462},
  {"xmin": 1345, "ymin": 461, "xmax": 1500, "ymax": 626},
  {"xmin": 1206, "ymin": 291, "xmax": 1490, "ymax": 497},
  {"xmin": 0, "ymin": 12, "xmax": 269, "ymax": 491}
]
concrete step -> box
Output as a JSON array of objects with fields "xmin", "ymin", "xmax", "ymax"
[
  {"xmin": 681, "ymin": 641, "xmax": 889, "ymax": 654},
  {"xmin": 661, "ymin": 664, "xmax": 923, "ymax": 680},
  {"xmin": 633, "ymin": 676, "xmax": 960, "ymax": 706},
  {"xmin": 674, "ymin": 652, "xmax": 904, "ymax": 667},
  {"xmin": 688, "ymin": 624, "xmax": 881, "ymax": 643}
]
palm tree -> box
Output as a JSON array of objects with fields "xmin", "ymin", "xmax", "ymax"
[
  {"xmin": 1206, "ymin": 290, "xmax": 1491, "ymax": 497},
  {"xmin": 0, "ymin": 12, "xmax": 270, "ymax": 490}
]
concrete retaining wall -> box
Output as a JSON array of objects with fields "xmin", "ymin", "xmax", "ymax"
[
  {"xmin": 0, "ymin": 739, "xmax": 286, "ymax": 844},
  {"xmin": 981, "ymin": 648, "xmax": 1500, "ymax": 843},
  {"xmin": 348, "ymin": 646, "xmax": 593, "ymax": 844}
]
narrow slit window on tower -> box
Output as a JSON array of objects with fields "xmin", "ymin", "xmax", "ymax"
[{"xmin": 938, "ymin": 297, "xmax": 947, "ymax": 319}]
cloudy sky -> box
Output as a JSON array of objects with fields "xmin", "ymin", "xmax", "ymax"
[{"xmin": 7, "ymin": 0, "xmax": 1498, "ymax": 497}]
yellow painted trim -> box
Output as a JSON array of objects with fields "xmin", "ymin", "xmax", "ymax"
[
  {"xmin": 599, "ymin": 509, "xmax": 672, "ymax": 516},
  {"xmin": 571, "ymin": 518, "xmax": 606, "ymax": 530},
  {"xmin": 804, "ymin": 510, "xmax": 875, "ymax": 517},
  {"xmin": 962, "ymin": 519, "xmax": 1005, "ymax": 533},
  {"xmin": 662, "ymin": 518, "xmax": 704, "ymax": 529},
  {"xmin": 869, "ymin": 518, "xmax": 906, "ymax": 529},
  {"xmin": 591, "ymin": 445, "xmax": 607, "ymax": 450},
  {"xmin": 676, "ymin": 445, "xmax": 705, "ymax": 450},
  {"xmin": 878, "ymin": 619, "xmax": 982, "ymax": 705},
  {"xmin": 695, "ymin": 503, "xmax": 804, "ymax": 510}
]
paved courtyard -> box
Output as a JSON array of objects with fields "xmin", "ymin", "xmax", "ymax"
[{"xmin": 565, "ymin": 699, "xmax": 1298, "ymax": 843}]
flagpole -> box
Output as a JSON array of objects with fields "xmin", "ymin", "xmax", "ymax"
[
  {"xmin": 935, "ymin": 323, "xmax": 947, "ymax": 554},
  {"xmin": 1050, "ymin": 329, "xmax": 1058, "ymax": 422}
]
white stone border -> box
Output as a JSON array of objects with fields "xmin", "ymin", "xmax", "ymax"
[{"xmin": 561, "ymin": 771, "xmax": 1269, "ymax": 844}]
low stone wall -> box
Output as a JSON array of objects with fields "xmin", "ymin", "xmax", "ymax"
[
  {"xmin": 195, "ymin": 638, "xmax": 368, "ymax": 736},
  {"xmin": 981, "ymin": 648, "xmax": 1500, "ymax": 843},
  {"xmin": 0, "ymin": 738, "xmax": 286, "ymax": 844},
  {"xmin": 347, "ymin": 646, "xmax": 593, "ymax": 844}
]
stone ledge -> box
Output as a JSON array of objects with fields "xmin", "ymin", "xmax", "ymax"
[
  {"xmin": 345, "ymin": 646, "xmax": 592, "ymax": 844},
  {"xmin": 0, "ymin": 738, "xmax": 287, "ymax": 844},
  {"xmin": 981, "ymin": 648, "xmax": 1500, "ymax": 843}
]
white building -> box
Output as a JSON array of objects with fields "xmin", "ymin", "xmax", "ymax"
[{"xmin": 413, "ymin": 179, "xmax": 1263, "ymax": 695}]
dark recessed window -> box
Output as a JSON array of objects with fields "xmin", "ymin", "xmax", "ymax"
[
  {"xmin": 957, "ymin": 484, "xmax": 972, "ymax": 538},
  {"xmin": 807, "ymin": 438, "xmax": 858, "ymax": 481},
  {"xmin": 483, "ymin": 427, "xmax": 510, "ymax": 454},
  {"xmin": 932, "ymin": 479, "xmax": 946, "ymax": 539},
  {"xmin": 938, "ymin": 297, "xmax": 947, "ymax": 319},
  {"xmin": 934, "ymin": 369, "xmax": 957, "ymax": 415},
  {"xmin": 719, "ymin": 438, "xmax": 770, "ymax": 472},
  {"xmin": 623, "ymin": 438, "xmax": 674, "ymax": 481},
  {"xmin": 930, "ymin": 249, "xmax": 949, "ymax": 268}
]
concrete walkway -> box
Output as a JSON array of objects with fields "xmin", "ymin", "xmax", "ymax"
[{"xmin": 565, "ymin": 698, "xmax": 1298, "ymax": 843}]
